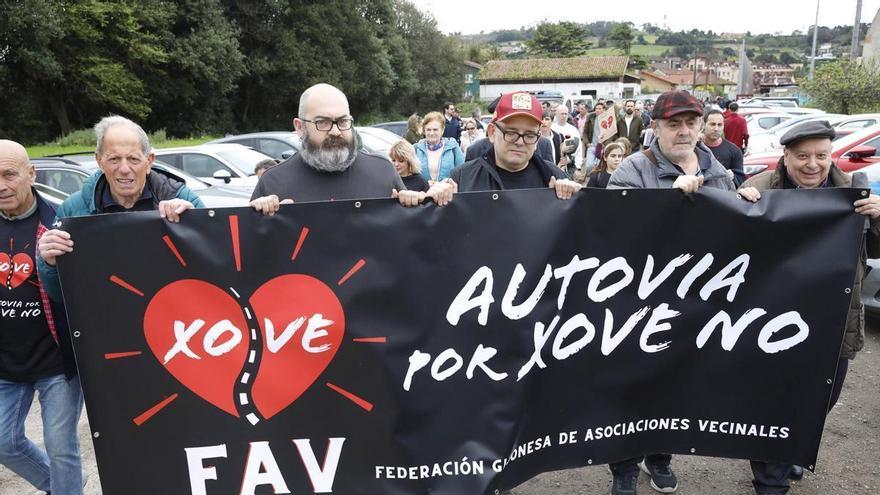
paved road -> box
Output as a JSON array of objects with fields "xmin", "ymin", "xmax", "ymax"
[{"xmin": 2, "ymin": 326, "xmax": 877, "ymax": 495}]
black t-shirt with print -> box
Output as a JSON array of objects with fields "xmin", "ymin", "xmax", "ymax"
[{"xmin": 0, "ymin": 213, "xmax": 64, "ymax": 382}]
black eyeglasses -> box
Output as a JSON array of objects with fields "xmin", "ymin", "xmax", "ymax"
[
  {"xmin": 301, "ymin": 117, "xmax": 354, "ymax": 132},
  {"xmin": 494, "ymin": 123, "xmax": 540, "ymax": 145}
]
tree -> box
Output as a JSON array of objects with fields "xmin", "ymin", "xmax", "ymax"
[
  {"xmin": 608, "ymin": 24, "xmax": 635, "ymax": 55},
  {"xmin": 525, "ymin": 21, "xmax": 591, "ymax": 57},
  {"xmin": 0, "ymin": 0, "xmax": 175, "ymax": 135},
  {"xmin": 722, "ymin": 47, "xmax": 737, "ymax": 58},
  {"xmin": 637, "ymin": 34, "xmax": 646, "ymax": 44},
  {"xmin": 779, "ymin": 52, "xmax": 798, "ymax": 65},
  {"xmin": 801, "ymin": 60, "xmax": 880, "ymax": 114}
]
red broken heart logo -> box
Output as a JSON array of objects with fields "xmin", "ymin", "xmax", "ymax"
[
  {"xmin": 600, "ymin": 115, "xmax": 614, "ymax": 130},
  {"xmin": 143, "ymin": 274, "xmax": 345, "ymax": 421},
  {"xmin": 1, "ymin": 252, "xmax": 33, "ymax": 290}
]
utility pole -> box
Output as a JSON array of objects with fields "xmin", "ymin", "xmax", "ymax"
[
  {"xmin": 851, "ymin": 0, "xmax": 863, "ymax": 59},
  {"xmin": 809, "ymin": 0, "xmax": 821, "ymax": 80}
]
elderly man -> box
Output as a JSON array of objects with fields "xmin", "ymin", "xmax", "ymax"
[
  {"xmin": 451, "ymin": 91, "xmax": 580, "ymax": 200},
  {"xmin": 37, "ymin": 116, "xmax": 204, "ymax": 301},
  {"xmin": 250, "ymin": 83, "xmax": 454, "ymax": 214},
  {"xmin": 551, "ymin": 104, "xmax": 584, "ymax": 176},
  {"xmin": 738, "ymin": 120, "xmax": 880, "ymax": 495},
  {"xmin": 606, "ymin": 90, "xmax": 735, "ymax": 495},
  {"xmin": 0, "ymin": 140, "xmax": 83, "ymax": 495}
]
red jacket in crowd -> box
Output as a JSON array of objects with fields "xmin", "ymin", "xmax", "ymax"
[{"xmin": 723, "ymin": 111, "xmax": 749, "ymax": 150}]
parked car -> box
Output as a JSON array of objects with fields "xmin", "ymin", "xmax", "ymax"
[
  {"xmin": 356, "ymin": 126, "xmax": 402, "ymax": 157},
  {"xmin": 154, "ymin": 144, "xmax": 270, "ymax": 186},
  {"xmin": 746, "ymin": 114, "xmax": 845, "ymax": 155},
  {"xmin": 207, "ymin": 132, "xmax": 301, "ymax": 161},
  {"xmin": 31, "ymin": 156, "xmax": 253, "ymax": 207},
  {"xmin": 834, "ymin": 114, "xmax": 880, "ymax": 132},
  {"xmin": 863, "ymin": 259, "xmax": 880, "ymax": 316},
  {"xmin": 745, "ymin": 112, "xmax": 794, "ymax": 136},
  {"xmin": 743, "ymin": 123, "xmax": 880, "ymax": 177},
  {"xmin": 371, "ymin": 121, "xmax": 407, "ymax": 137}
]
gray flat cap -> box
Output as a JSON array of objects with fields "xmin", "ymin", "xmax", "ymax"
[{"xmin": 779, "ymin": 120, "xmax": 836, "ymax": 147}]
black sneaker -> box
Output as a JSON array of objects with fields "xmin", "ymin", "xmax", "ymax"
[
  {"xmin": 611, "ymin": 470, "xmax": 639, "ymax": 495},
  {"xmin": 789, "ymin": 464, "xmax": 804, "ymax": 480},
  {"xmin": 639, "ymin": 460, "xmax": 678, "ymax": 493}
]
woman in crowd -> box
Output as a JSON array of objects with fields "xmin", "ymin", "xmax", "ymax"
[
  {"xmin": 460, "ymin": 119, "xmax": 482, "ymax": 154},
  {"xmin": 405, "ymin": 114, "xmax": 422, "ymax": 144},
  {"xmin": 389, "ymin": 140, "xmax": 429, "ymax": 192},
  {"xmin": 414, "ymin": 111, "xmax": 464, "ymax": 183},
  {"xmin": 587, "ymin": 141, "xmax": 626, "ymax": 189},
  {"xmin": 615, "ymin": 137, "xmax": 633, "ymax": 157}
]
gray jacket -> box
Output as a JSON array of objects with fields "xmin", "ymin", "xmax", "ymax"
[{"xmin": 608, "ymin": 140, "xmax": 736, "ymax": 191}]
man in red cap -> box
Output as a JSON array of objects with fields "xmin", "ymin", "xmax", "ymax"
[
  {"xmin": 451, "ymin": 91, "xmax": 581, "ymax": 198},
  {"xmin": 606, "ymin": 90, "xmax": 735, "ymax": 495}
]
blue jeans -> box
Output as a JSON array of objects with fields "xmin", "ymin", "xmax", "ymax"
[{"xmin": 0, "ymin": 374, "xmax": 84, "ymax": 495}]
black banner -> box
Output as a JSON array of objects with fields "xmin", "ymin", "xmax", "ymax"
[{"xmin": 58, "ymin": 188, "xmax": 864, "ymax": 494}]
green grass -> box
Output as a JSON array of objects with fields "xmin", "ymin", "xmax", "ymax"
[
  {"xmin": 27, "ymin": 136, "xmax": 218, "ymax": 158},
  {"xmin": 584, "ymin": 44, "xmax": 674, "ymax": 57}
]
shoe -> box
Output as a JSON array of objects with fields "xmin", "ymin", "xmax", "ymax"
[
  {"xmin": 639, "ymin": 460, "xmax": 678, "ymax": 493},
  {"xmin": 789, "ymin": 464, "xmax": 804, "ymax": 480},
  {"xmin": 611, "ymin": 470, "xmax": 639, "ymax": 495}
]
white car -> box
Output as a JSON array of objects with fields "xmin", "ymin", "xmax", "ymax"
[
  {"xmin": 154, "ymin": 143, "xmax": 272, "ymax": 186},
  {"xmin": 745, "ymin": 113, "xmax": 794, "ymax": 136},
  {"xmin": 746, "ymin": 114, "xmax": 846, "ymax": 155}
]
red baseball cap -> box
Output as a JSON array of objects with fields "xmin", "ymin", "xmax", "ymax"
[{"xmin": 492, "ymin": 92, "xmax": 543, "ymax": 125}]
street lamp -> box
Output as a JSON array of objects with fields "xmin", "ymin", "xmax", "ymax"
[{"xmin": 809, "ymin": 0, "xmax": 821, "ymax": 80}]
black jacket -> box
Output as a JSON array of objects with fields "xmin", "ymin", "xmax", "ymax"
[{"xmin": 450, "ymin": 148, "xmax": 568, "ymax": 192}]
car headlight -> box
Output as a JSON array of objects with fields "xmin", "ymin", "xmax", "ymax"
[{"xmin": 744, "ymin": 165, "xmax": 768, "ymax": 175}]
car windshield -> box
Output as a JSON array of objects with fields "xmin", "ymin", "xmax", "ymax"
[{"xmin": 216, "ymin": 148, "xmax": 272, "ymax": 175}]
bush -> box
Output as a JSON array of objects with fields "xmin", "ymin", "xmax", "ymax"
[
  {"xmin": 149, "ymin": 128, "xmax": 167, "ymax": 144},
  {"xmin": 55, "ymin": 128, "xmax": 96, "ymax": 147}
]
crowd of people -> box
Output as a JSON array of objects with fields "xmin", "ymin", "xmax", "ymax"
[{"xmin": 1, "ymin": 83, "xmax": 878, "ymax": 495}]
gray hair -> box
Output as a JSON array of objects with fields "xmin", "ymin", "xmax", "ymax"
[{"xmin": 94, "ymin": 115, "xmax": 152, "ymax": 155}]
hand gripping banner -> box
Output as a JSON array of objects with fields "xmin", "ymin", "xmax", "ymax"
[{"xmin": 57, "ymin": 187, "xmax": 866, "ymax": 494}]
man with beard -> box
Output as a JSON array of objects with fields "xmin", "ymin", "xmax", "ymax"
[
  {"xmin": 702, "ymin": 109, "xmax": 744, "ymax": 186},
  {"xmin": 605, "ymin": 90, "xmax": 734, "ymax": 495},
  {"xmin": 617, "ymin": 99, "xmax": 644, "ymax": 152},
  {"xmin": 251, "ymin": 83, "xmax": 453, "ymax": 212}
]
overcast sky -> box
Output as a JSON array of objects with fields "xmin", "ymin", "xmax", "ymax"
[{"xmin": 420, "ymin": 0, "xmax": 880, "ymax": 36}]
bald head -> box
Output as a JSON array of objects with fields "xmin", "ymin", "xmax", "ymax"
[
  {"xmin": 0, "ymin": 140, "xmax": 36, "ymax": 216},
  {"xmin": 0, "ymin": 140, "xmax": 29, "ymax": 167},
  {"xmin": 298, "ymin": 83, "xmax": 349, "ymax": 120}
]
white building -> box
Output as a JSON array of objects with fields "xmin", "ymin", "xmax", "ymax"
[{"xmin": 478, "ymin": 56, "xmax": 640, "ymax": 102}]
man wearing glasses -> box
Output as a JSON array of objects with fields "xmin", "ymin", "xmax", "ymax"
[
  {"xmin": 451, "ymin": 92, "xmax": 581, "ymax": 199},
  {"xmin": 251, "ymin": 83, "xmax": 454, "ymax": 211}
]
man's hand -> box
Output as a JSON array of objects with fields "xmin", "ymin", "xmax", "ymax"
[
  {"xmin": 558, "ymin": 155, "xmax": 570, "ymax": 170},
  {"xmin": 250, "ymin": 195, "xmax": 293, "ymax": 216},
  {"xmin": 854, "ymin": 193, "xmax": 880, "ymax": 219},
  {"xmin": 672, "ymin": 175, "xmax": 704, "ymax": 194},
  {"xmin": 737, "ymin": 187, "xmax": 762, "ymax": 203},
  {"xmin": 549, "ymin": 176, "xmax": 582, "ymax": 200},
  {"xmin": 38, "ymin": 229, "xmax": 74, "ymax": 267},
  {"xmin": 426, "ymin": 178, "xmax": 455, "ymax": 206},
  {"xmin": 158, "ymin": 199, "xmax": 195, "ymax": 223},
  {"xmin": 392, "ymin": 189, "xmax": 424, "ymax": 207}
]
